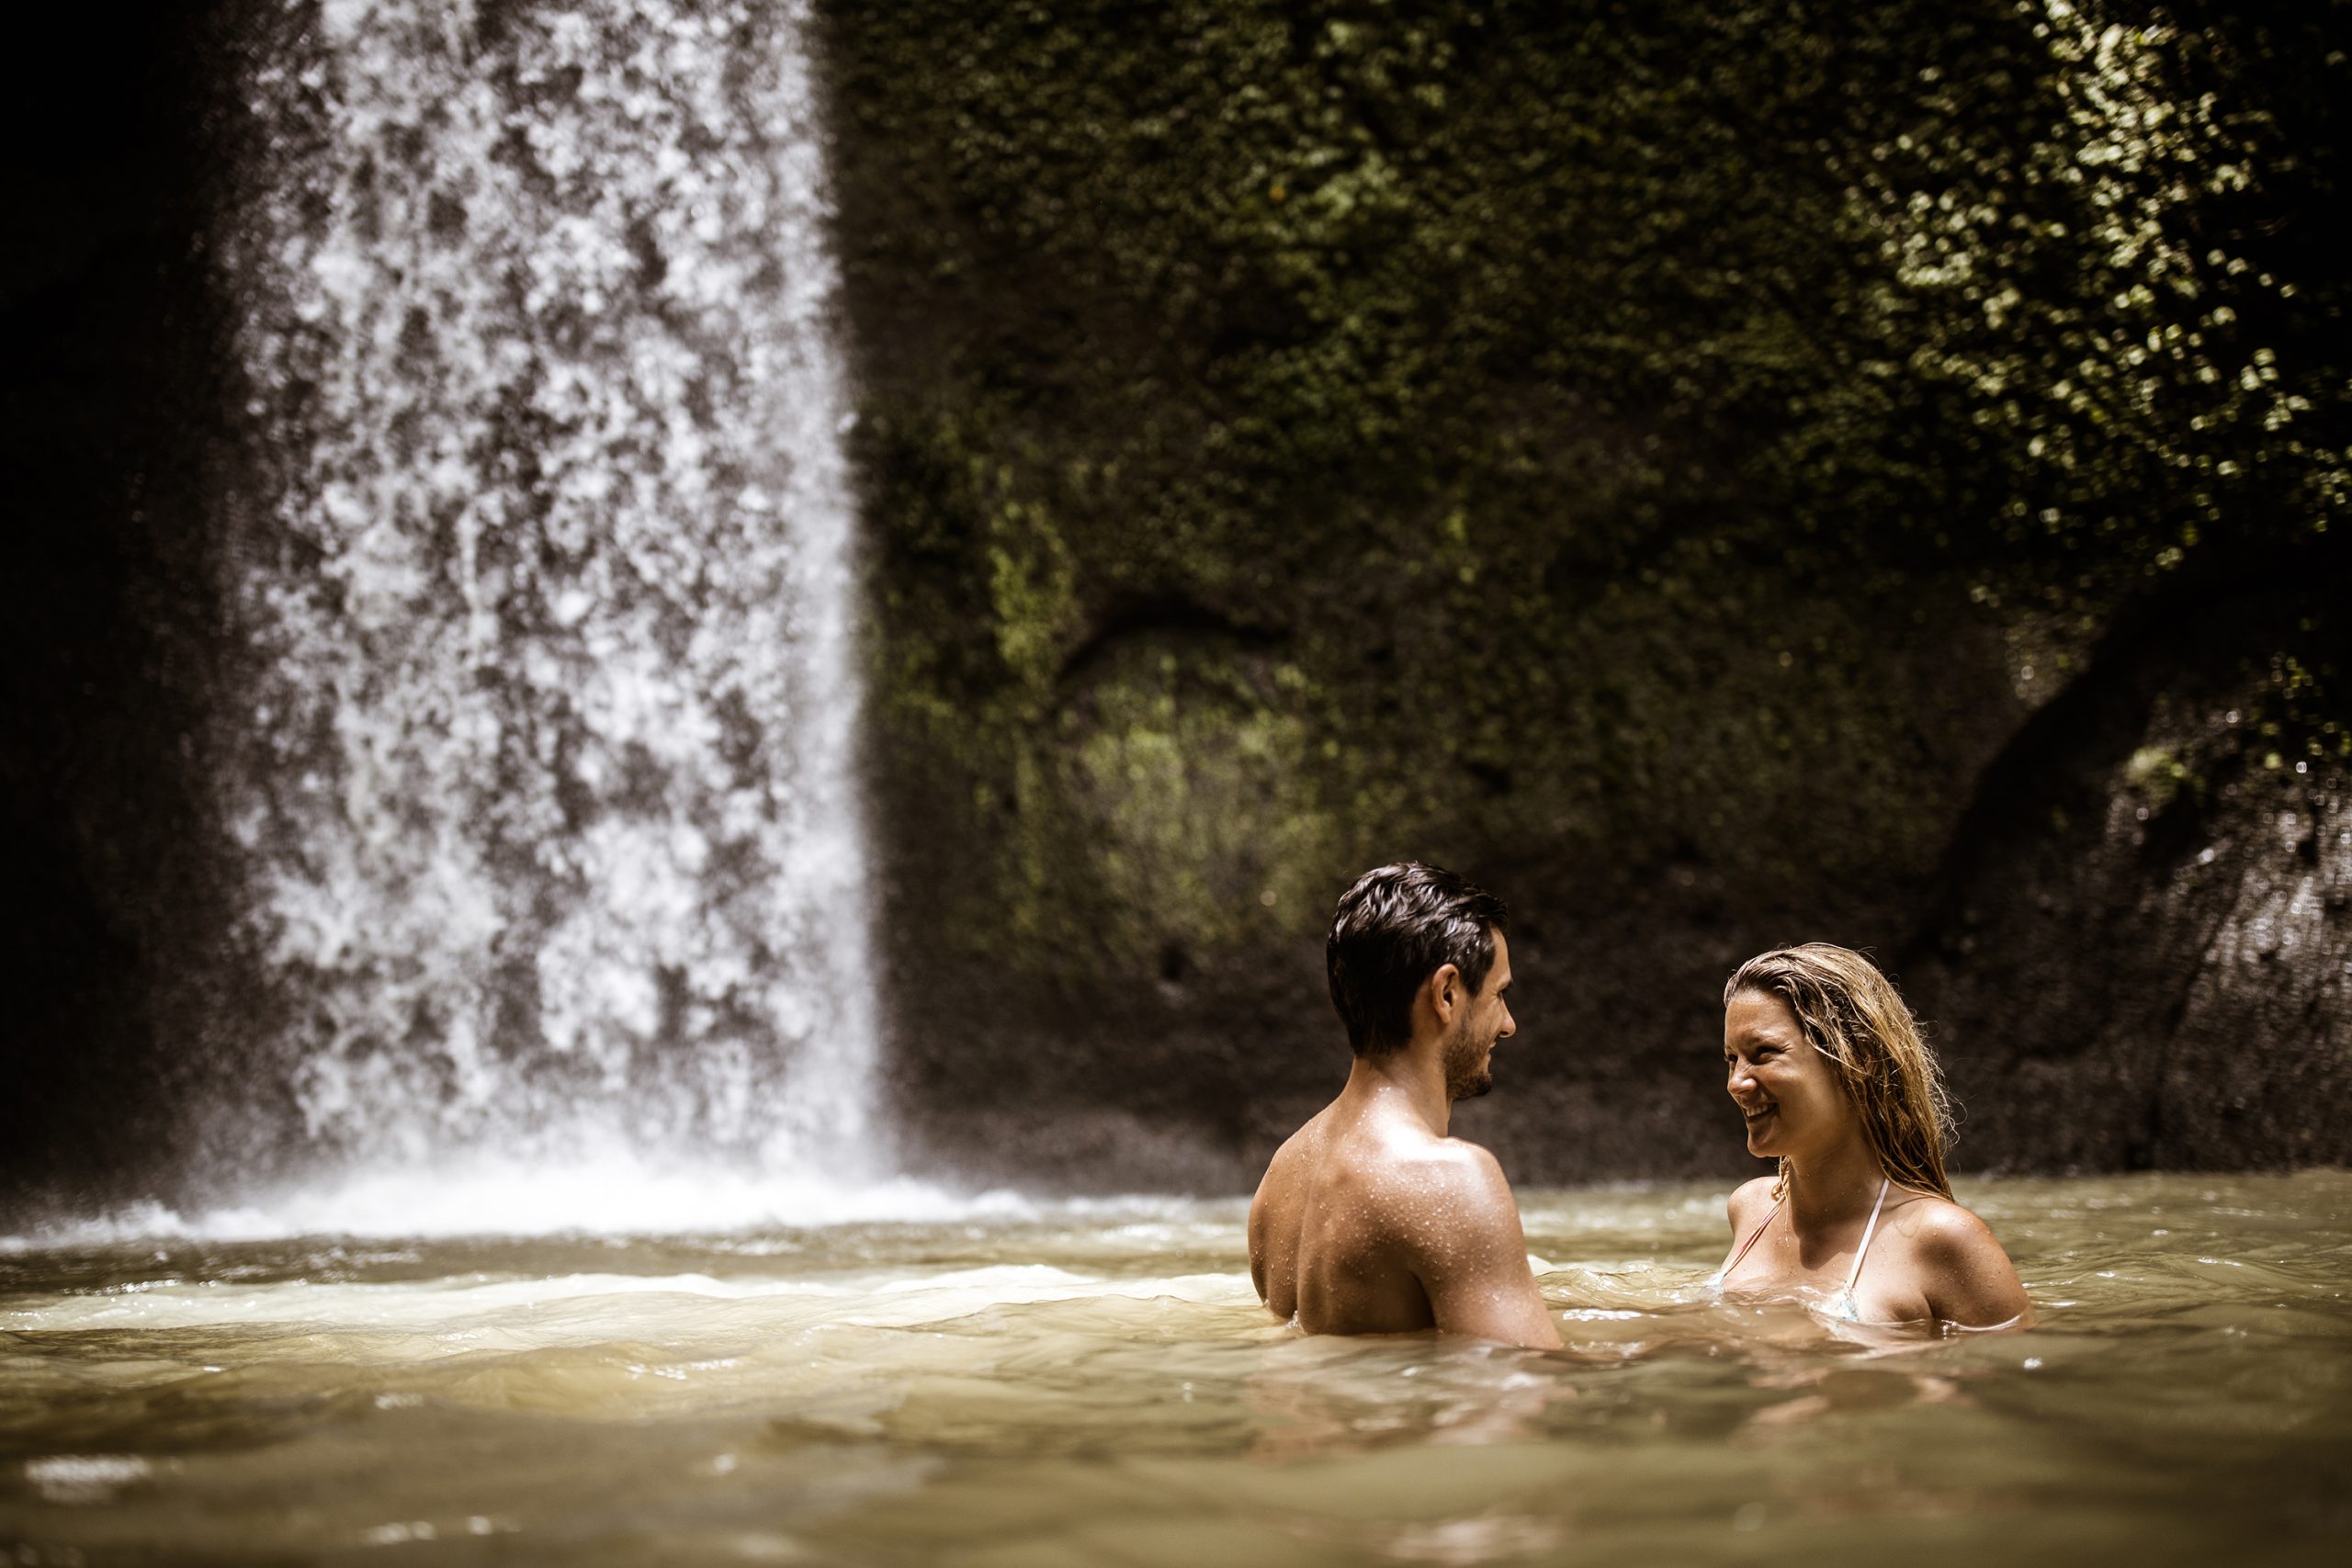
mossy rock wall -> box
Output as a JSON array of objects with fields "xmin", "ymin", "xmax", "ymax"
[{"xmin": 819, "ymin": 0, "xmax": 2350, "ymax": 1188}]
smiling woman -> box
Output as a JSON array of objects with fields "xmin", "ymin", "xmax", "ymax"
[{"xmin": 1714, "ymin": 944, "xmax": 2031, "ymax": 1330}]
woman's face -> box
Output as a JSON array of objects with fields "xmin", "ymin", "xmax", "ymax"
[{"xmin": 1723, "ymin": 987, "xmax": 1851, "ymax": 1160}]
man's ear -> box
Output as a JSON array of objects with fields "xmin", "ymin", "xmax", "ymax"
[{"xmin": 1425, "ymin": 963, "xmax": 1464, "ymax": 1026}]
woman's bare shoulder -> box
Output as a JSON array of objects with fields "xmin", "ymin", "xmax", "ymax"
[
  {"xmin": 1890, "ymin": 1193, "xmax": 2032, "ymax": 1327},
  {"xmin": 1725, "ymin": 1175, "xmax": 1779, "ymax": 1232},
  {"xmin": 1890, "ymin": 1193, "xmax": 2007, "ymax": 1258}
]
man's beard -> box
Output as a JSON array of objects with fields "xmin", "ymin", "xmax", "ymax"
[{"xmin": 1442, "ymin": 1022, "xmax": 1494, "ymax": 1101}]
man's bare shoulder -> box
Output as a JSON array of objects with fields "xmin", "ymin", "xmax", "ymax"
[
  {"xmin": 1251, "ymin": 1110, "xmax": 1334, "ymax": 1204},
  {"xmin": 1255, "ymin": 1110, "xmax": 1518, "ymax": 1237},
  {"xmin": 1409, "ymin": 1134, "xmax": 1514, "ymax": 1200},
  {"xmin": 1354, "ymin": 1134, "xmax": 1521, "ymax": 1247},
  {"xmin": 1249, "ymin": 1119, "xmax": 1315, "ymax": 1237}
]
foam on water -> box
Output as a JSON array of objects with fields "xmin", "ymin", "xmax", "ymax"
[
  {"xmin": 0, "ymin": 1164, "xmax": 1252, "ymax": 1250},
  {"xmin": 0, "ymin": 1163, "xmax": 1069, "ymax": 1249},
  {"xmin": 0, "ymin": 1265, "xmax": 1257, "ymax": 1337},
  {"xmin": 208, "ymin": 0, "xmax": 882, "ymax": 1192}
]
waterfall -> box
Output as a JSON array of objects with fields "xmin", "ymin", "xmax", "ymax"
[{"xmin": 209, "ymin": 0, "xmax": 889, "ymax": 1222}]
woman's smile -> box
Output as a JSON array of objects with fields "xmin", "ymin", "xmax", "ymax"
[{"xmin": 1724, "ymin": 988, "xmax": 1834, "ymax": 1153}]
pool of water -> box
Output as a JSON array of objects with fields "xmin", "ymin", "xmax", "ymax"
[{"xmin": 3, "ymin": 1172, "xmax": 2346, "ymax": 1565}]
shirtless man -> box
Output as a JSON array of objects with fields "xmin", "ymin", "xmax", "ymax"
[{"xmin": 1248, "ymin": 863, "xmax": 1561, "ymax": 1349}]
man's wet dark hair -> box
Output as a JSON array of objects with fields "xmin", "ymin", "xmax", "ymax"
[{"xmin": 1326, "ymin": 862, "xmax": 1509, "ymax": 1056}]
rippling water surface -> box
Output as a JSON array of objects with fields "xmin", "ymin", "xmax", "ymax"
[{"xmin": 3, "ymin": 1173, "xmax": 2346, "ymax": 1564}]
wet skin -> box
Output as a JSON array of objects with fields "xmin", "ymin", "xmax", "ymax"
[
  {"xmin": 1250, "ymin": 931, "xmax": 1562, "ymax": 1350},
  {"xmin": 1718, "ymin": 988, "xmax": 2032, "ymax": 1329}
]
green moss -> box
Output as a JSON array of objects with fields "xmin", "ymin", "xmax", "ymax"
[
  {"xmin": 2125, "ymin": 745, "xmax": 2192, "ymax": 811},
  {"xmin": 1060, "ymin": 651, "xmax": 1333, "ymax": 966},
  {"xmin": 824, "ymin": 0, "xmax": 2352, "ymax": 984},
  {"xmin": 982, "ymin": 494, "xmax": 1080, "ymax": 706}
]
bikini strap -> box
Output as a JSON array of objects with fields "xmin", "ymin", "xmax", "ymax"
[
  {"xmin": 1718, "ymin": 1193, "xmax": 1785, "ymax": 1281},
  {"xmin": 1841, "ymin": 1178, "xmax": 1891, "ymax": 1300}
]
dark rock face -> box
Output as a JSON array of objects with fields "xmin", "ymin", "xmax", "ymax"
[
  {"xmin": 822, "ymin": 0, "xmax": 2352, "ymax": 1189},
  {"xmin": 1911, "ymin": 584, "xmax": 2352, "ymax": 1172}
]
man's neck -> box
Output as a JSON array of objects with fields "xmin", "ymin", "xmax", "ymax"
[{"xmin": 1340, "ymin": 1046, "xmax": 1453, "ymax": 1135}]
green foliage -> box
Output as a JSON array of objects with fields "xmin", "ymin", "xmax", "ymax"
[{"xmin": 824, "ymin": 0, "xmax": 2350, "ymax": 976}]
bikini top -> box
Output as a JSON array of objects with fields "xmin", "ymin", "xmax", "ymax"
[{"xmin": 1712, "ymin": 1176, "xmax": 1891, "ymax": 1323}]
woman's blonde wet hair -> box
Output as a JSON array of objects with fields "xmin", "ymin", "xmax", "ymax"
[{"xmin": 1724, "ymin": 943, "xmax": 1955, "ymax": 1201}]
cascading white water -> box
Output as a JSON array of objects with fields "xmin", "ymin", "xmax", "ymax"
[{"xmin": 209, "ymin": 0, "xmax": 895, "ymax": 1225}]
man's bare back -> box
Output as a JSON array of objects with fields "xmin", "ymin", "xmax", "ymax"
[
  {"xmin": 1249, "ymin": 1085, "xmax": 1559, "ymax": 1347},
  {"xmin": 1250, "ymin": 867, "xmax": 1560, "ymax": 1351}
]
